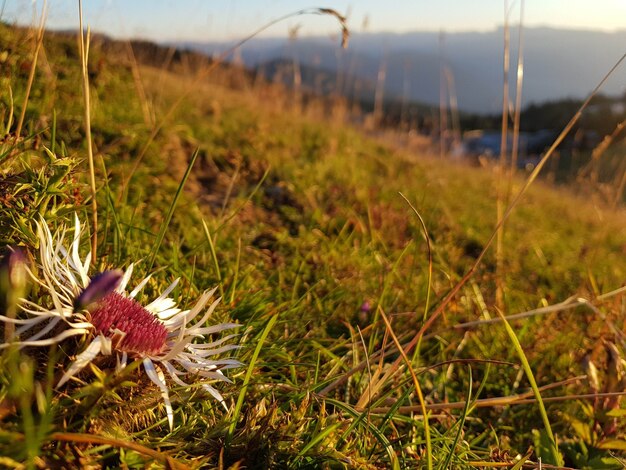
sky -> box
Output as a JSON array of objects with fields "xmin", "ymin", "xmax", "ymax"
[{"xmin": 2, "ymin": 0, "xmax": 626, "ymax": 43}]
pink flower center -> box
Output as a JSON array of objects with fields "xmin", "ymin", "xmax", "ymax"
[{"xmin": 89, "ymin": 292, "xmax": 168, "ymax": 355}]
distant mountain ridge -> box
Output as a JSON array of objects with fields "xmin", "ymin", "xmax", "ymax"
[{"xmin": 174, "ymin": 27, "xmax": 626, "ymax": 113}]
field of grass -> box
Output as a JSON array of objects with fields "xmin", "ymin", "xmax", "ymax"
[{"xmin": 1, "ymin": 19, "xmax": 626, "ymax": 469}]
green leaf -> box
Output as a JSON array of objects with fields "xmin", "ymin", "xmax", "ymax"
[
  {"xmin": 585, "ymin": 454, "xmax": 625, "ymax": 469},
  {"xmin": 606, "ymin": 408, "xmax": 626, "ymax": 417},
  {"xmin": 497, "ymin": 308, "xmax": 564, "ymax": 466},
  {"xmin": 597, "ymin": 439, "xmax": 626, "ymax": 451},
  {"xmin": 294, "ymin": 422, "xmax": 343, "ymax": 460},
  {"xmin": 532, "ymin": 429, "xmax": 563, "ymax": 466},
  {"xmin": 569, "ymin": 416, "xmax": 592, "ymax": 442}
]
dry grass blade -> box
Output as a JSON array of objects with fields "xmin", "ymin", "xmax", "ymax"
[
  {"xmin": 370, "ymin": 391, "xmax": 626, "ymax": 414},
  {"xmin": 317, "ymin": 8, "xmax": 349, "ymax": 48},
  {"xmin": 14, "ymin": 0, "xmax": 47, "ymax": 141},
  {"xmin": 78, "ymin": 0, "xmax": 98, "ymax": 260},
  {"xmin": 367, "ymin": 376, "xmax": 590, "ymax": 414},
  {"xmin": 580, "ymin": 118, "xmax": 626, "ymax": 181},
  {"xmin": 509, "ymin": 0, "xmax": 526, "ymax": 177},
  {"xmin": 452, "ymin": 295, "xmax": 582, "ymax": 329},
  {"xmin": 495, "ymin": 1, "xmax": 511, "ymax": 309},
  {"xmin": 576, "ymin": 98, "xmax": 626, "ymax": 207},
  {"xmin": 125, "ymin": 40, "xmax": 155, "ymax": 128},
  {"xmin": 597, "ymin": 284, "xmax": 626, "ymax": 301},
  {"xmin": 452, "ymin": 286, "xmax": 626, "ymax": 344},
  {"xmin": 50, "ymin": 432, "xmax": 190, "ymax": 469}
]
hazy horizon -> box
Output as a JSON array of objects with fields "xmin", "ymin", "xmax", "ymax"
[
  {"xmin": 3, "ymin": 0, "xmax": 626, "ymax": 43},
  {"xmin": 177, "ymin": 27, "xmax": 626, "ymax": 114},
  {"xmin": 6, "ymin": 21, "xmax": 626, "ymax": 46}
]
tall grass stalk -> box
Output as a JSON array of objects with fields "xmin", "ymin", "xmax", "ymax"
[
  {"xmin": 78, "ymin": 0, "xmax": 97, "ymax": 260},
  {"xmin": 438, "ymin": 30, "xmax": 447, "ymax": 160},
  {"xmin": 509, "ymin": 0, "xmax": 525, "ymax": 179},
  {"xmin": 577, "ymin": 116, "xmax": 626, "ymax": 206},
  {"xmin": 613, "ymin": 169, "xmax": 626, "ymax": 208},
  {"xmin": 495, "ymin": 1, "xmax": 511, "ymax": 310},
  {"xmin": 373, "ymin": 53, "xmax": 387, "ymax": 126},
  {"xmin": 443, "ymin": 66, "xmax": 461, "ymax": 144},
  {"xmin": 14, "ymin": 1, "xmax": 47, "ymax": 141},
  {"xmin": 125, "ymin": 41, "xmax": 155, "ymax": 128}
]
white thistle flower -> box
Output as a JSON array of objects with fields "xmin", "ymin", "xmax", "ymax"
[{"xmin": 0, "ymin": 215, "xmax": 241, "ymax": 430}]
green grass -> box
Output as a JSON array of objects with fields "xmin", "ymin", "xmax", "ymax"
[{"xmin": 1, "ymin": 20, "xmax": 626, "ymax": 468}]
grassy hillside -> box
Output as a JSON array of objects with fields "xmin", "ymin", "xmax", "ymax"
[{"xmin": 1, "ymin": 22, "xmax": 626, "ymax": 468}]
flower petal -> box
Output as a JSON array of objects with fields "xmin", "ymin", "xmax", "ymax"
[
  {"xmin": 118, "ymin": 263, "xmax": 134, "ymax": 293},
  {"xmin": 0, "ymin": 327, "xmax": 91, "ymax": 350},
  {"xmin": 202, "ymin": 383, "xmax": 228, "ymax": 410},
  {"xmin": 143, "ymin": 358, "xmax": 174, "ymax": 431},
  {"xmin": 128, "ymin": 271, "xmax": 153, "ymax": 299},
  {"xmin": 57, "ymin": 336, "xmax": 105, "ymax": 387},
  {"xmin": 145, "ymin": 279, "xmax": 179, "ymax": 312}
]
